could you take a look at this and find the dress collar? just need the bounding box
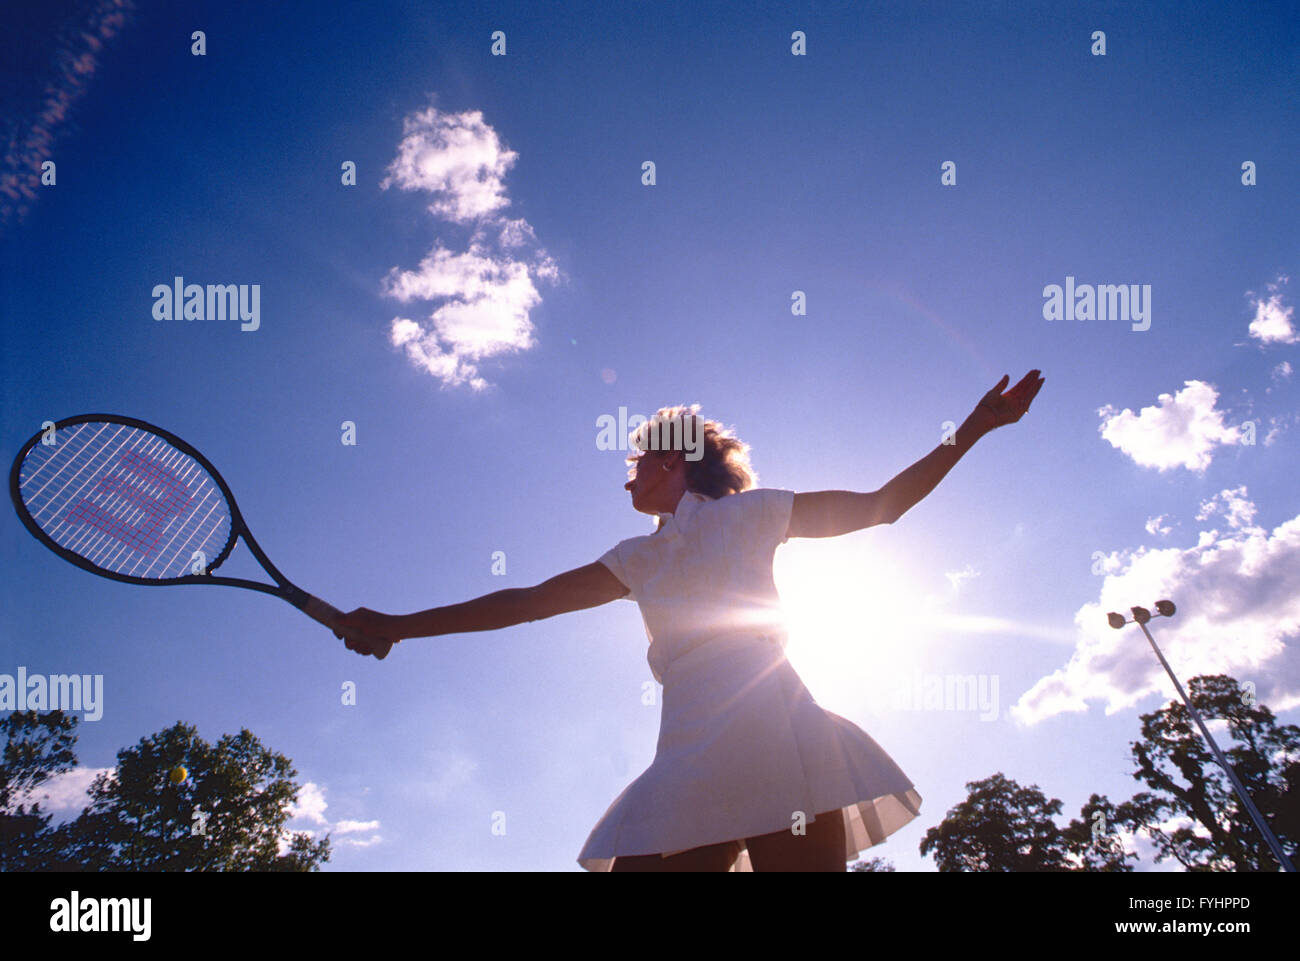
[656,489,713,527]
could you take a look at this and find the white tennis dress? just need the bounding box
[578,487,923,871]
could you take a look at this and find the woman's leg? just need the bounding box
[611,839,744,872]
[744,809,847,872]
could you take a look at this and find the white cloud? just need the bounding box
[1012,490,1300,725]
[281,782,384,854]
[8,766,112,820]
[381,107,517,222]
[1195,485,1257,530]
[1097,380,1243,473]
[337,834,383,848]
[379,102,563,390]
[1125,814,1210,872]
[1145,514,1172,537]
[288,781,329,825]
[1246,275,1296,346]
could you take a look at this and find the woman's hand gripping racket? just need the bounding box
[9,414,396,659]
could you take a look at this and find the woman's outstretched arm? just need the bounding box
[333,561,629,657]
[400,562,629,637]
[788,370,1043,538]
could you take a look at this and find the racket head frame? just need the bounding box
[12,413,309,607]
[11,413,393,656]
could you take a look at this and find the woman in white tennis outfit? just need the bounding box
[335,371,1044,871]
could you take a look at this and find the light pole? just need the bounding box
[1107,599,1295,872]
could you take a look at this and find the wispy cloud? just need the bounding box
[943,565,980,593]
[423,751,478,802]
[0,0,134,225]
[380,102,563,390]
[331,818,382,848]
[1261,412,1297,447]
[1012,489,1300,724]
[336,833,383,849]
[1097,380,1244,473]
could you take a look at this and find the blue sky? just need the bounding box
[2,0,1297,871]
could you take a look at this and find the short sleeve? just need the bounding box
[597,541,636,600]
[748,488,795,547]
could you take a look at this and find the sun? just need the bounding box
[773,537,930,713]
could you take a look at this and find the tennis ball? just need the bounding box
[169,765,188,784]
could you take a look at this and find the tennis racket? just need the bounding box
[9,413,392,658]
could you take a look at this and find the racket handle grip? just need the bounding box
[301,595,395,660]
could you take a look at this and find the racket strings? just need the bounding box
[17,421,234,580]
[42,428,225,577]
[67,430,227,577]
[56,428,186,565]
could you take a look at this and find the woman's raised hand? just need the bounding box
[971,370,1044,433]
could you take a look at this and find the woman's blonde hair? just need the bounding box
[626,404,757,501]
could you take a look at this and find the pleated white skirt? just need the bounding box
[578,632,923,871]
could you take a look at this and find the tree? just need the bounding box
[0,710,79,871]
[1058,794,1138,871]
[67,721,330,871]
[849,856,896,872]
[919,773,1077,871]
[1113,674,1299,871]
[917,674,1297,872]
[919,776,1137,872]
[1,717,330,871]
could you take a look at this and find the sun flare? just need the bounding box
[774,538,931,713]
